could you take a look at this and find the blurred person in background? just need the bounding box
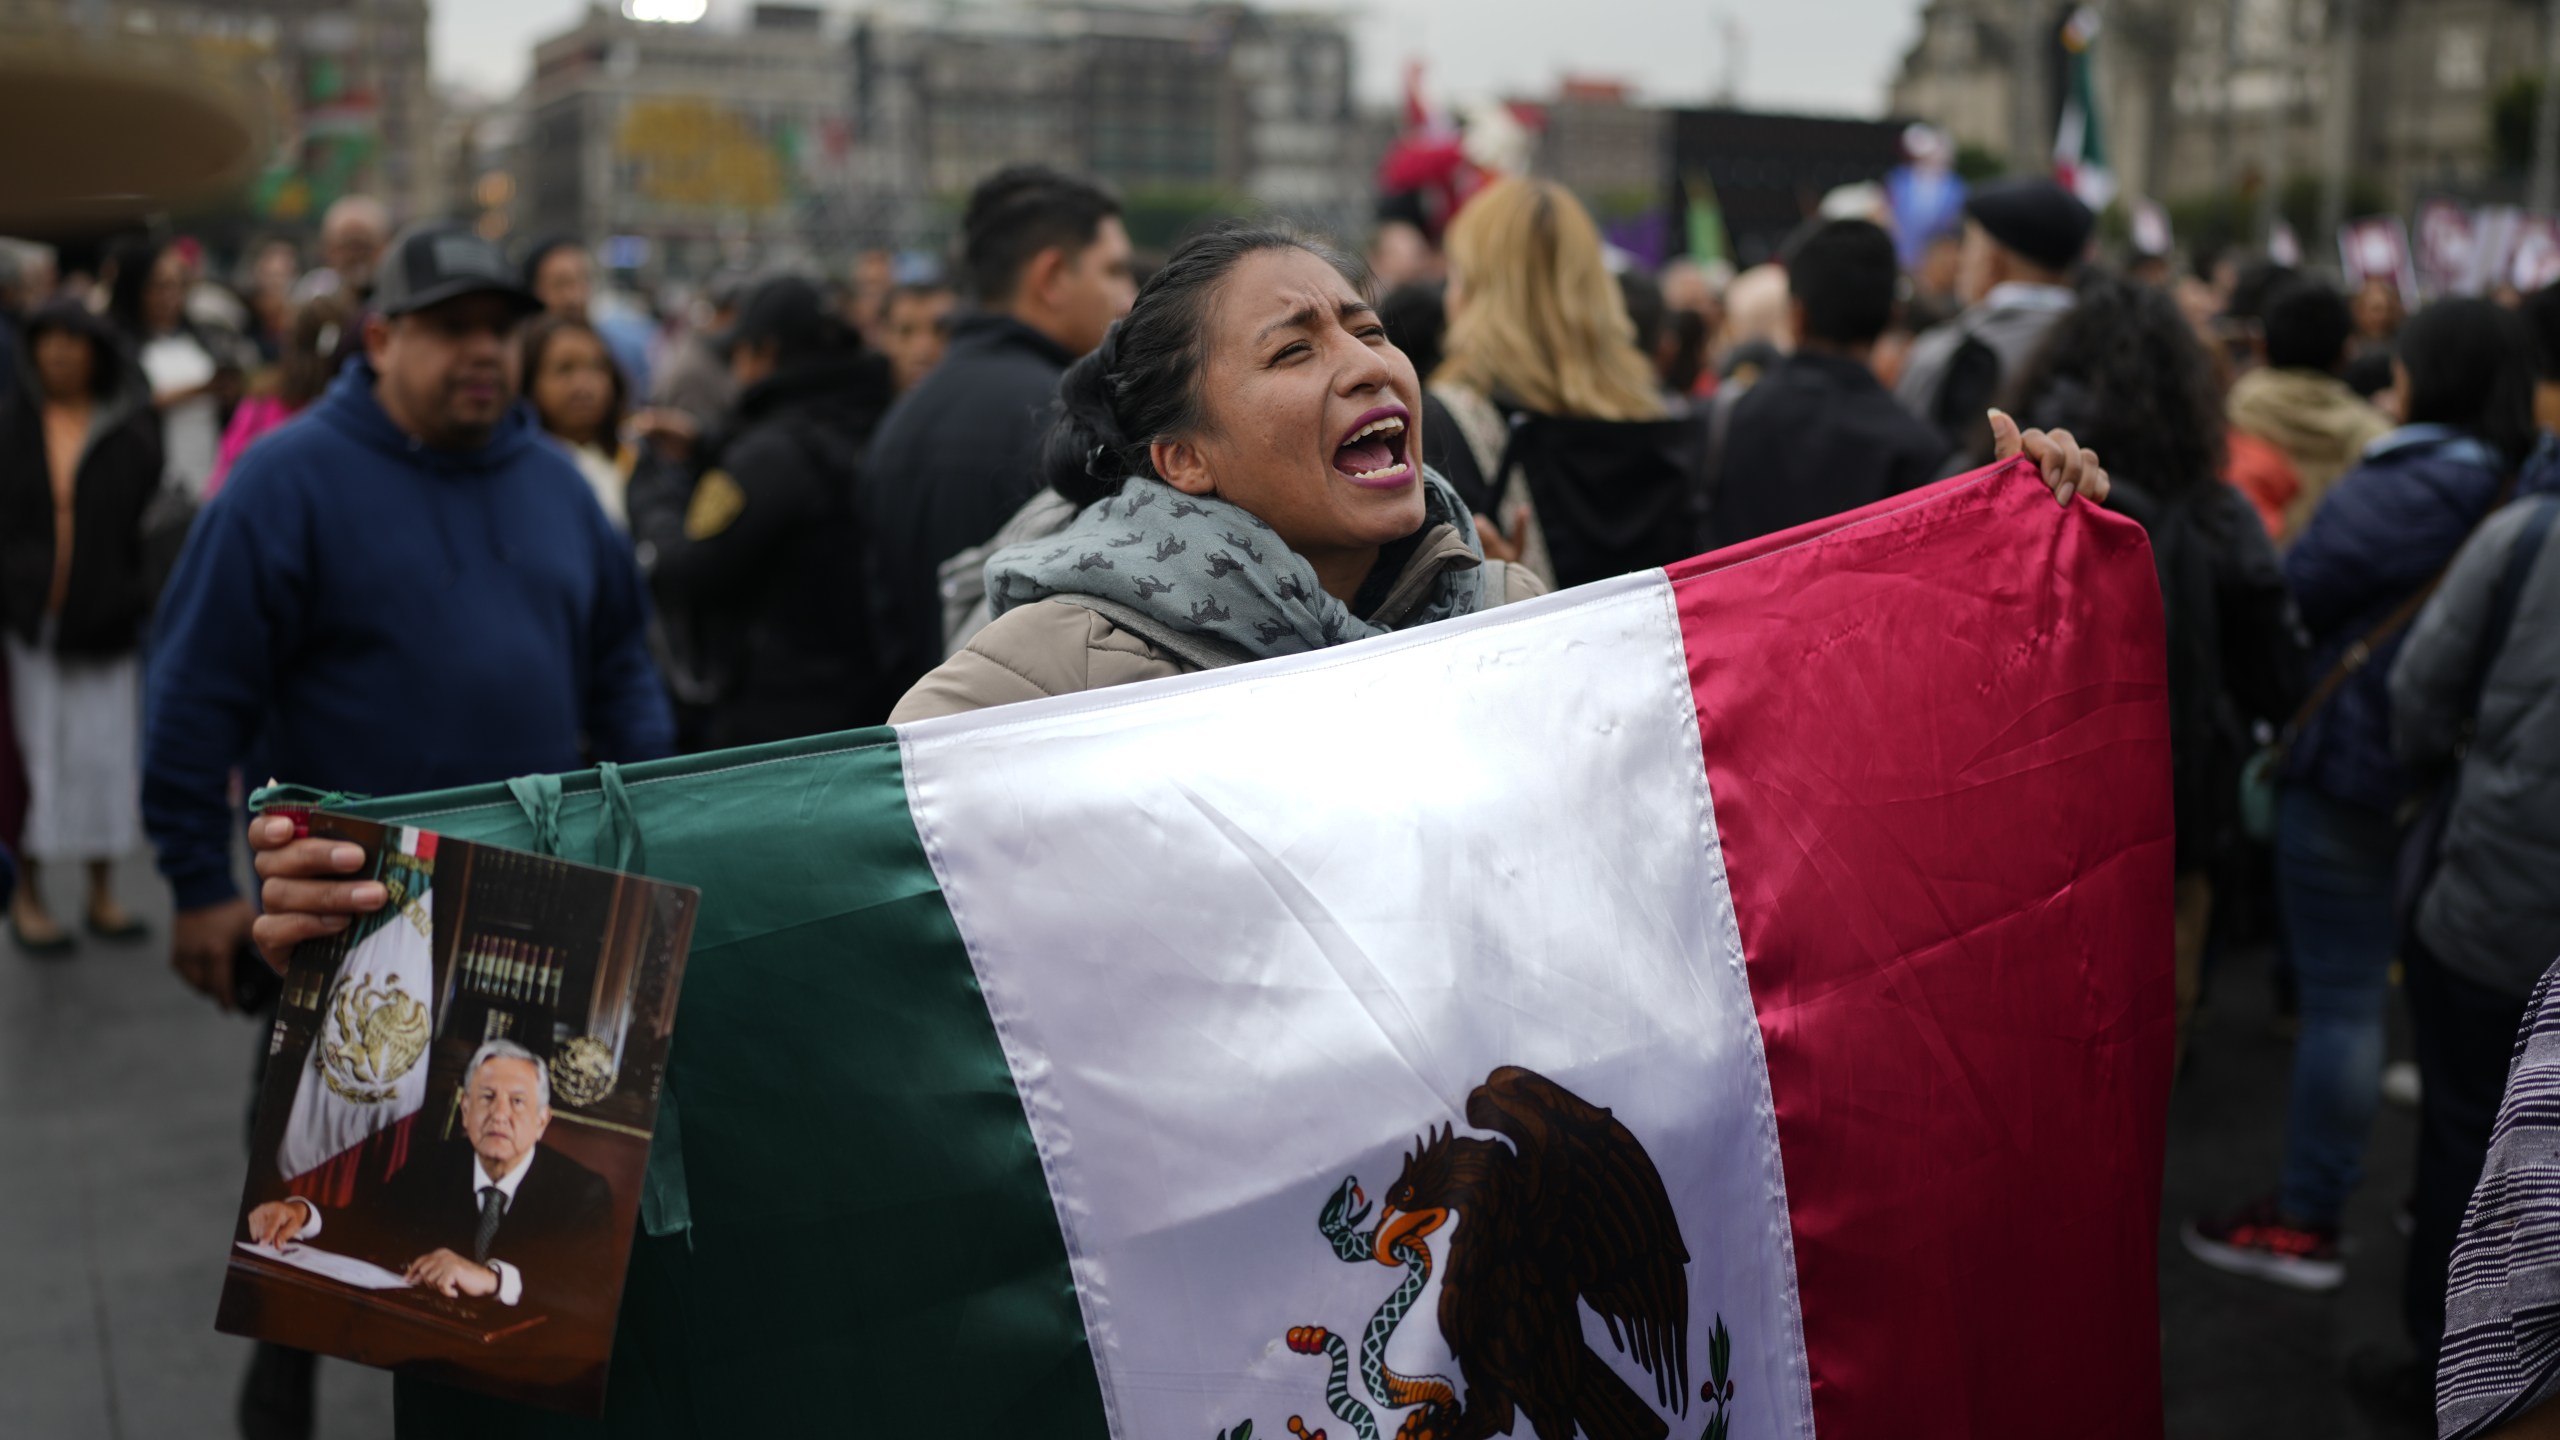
[2227,278,2391,546]
[0,301,161,953]
[880,279,955,393]
[2007,274,2304,1066]
[240,238,302,364]
[527,237,656,395]
[1706,220,1947,548]
[647,268,748,433]
[206,291,354,498]
[1365,215,1442,291]
[1896,178,2090,467]
[2521,282,2560,436]
[846,247,896,345]
[523,236,594,321]
[2351,275,2407,358]
[1613,266,1684,409]
[858,164,1134,702]
[106,237,228,502]
[2387,461,2560,1412]
[1903,231,1966,333]
[519,312,631,530]
[292,195,388,305]
[1711,262,1790,388]
[1421,176,1701,590]
[2186,297,2544,1295]
[629,275,895,746]
[1375,279,1447,391]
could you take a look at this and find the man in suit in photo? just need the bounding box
[246,1039,614,1310]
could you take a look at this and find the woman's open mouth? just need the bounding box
[1332,405,1413,488]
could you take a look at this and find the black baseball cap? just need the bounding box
[373,222,543,319]
[713,274,833,358]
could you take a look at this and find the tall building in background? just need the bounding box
[520,3,859,276]
[514,0,1364,274]
[1892,0,2556,219]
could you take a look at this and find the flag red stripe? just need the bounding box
[1672,460,2173,1437]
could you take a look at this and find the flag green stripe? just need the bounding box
[336,728,1105,1438]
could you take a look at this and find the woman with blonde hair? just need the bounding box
[1422,177,1708,588]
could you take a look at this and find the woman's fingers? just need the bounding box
[252,834,370,881]
[1984,412,2110,507]
[252,911,354,964]
[1988,407,2025,461]
[1474,512,1525,564]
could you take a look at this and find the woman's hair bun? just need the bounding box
[1043,343,1133,507]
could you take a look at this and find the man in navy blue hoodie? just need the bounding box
[140,224,674,1437]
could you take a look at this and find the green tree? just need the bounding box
[2493,73,2539,177]
[1955,144,2009,182]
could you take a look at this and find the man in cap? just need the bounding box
[1895,177,2093,465]
[626,273,899,748]
[142,222,675,1436]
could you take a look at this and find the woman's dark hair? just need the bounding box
[1044,223,1368,507]
[517,311,628,444]
[2397,297,2540,468]
[2004,271,2224,498]
[2260,278,2354,373]
[103,235,169,342]
[21,299,128,402]
[1375,280,1445,385]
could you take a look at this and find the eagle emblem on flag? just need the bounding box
[317,971,429,1104]
[1238,1067,1734,1440]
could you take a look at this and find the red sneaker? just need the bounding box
[2181,1197,2344,1291]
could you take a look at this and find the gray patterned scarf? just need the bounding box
[984,470,1490,660]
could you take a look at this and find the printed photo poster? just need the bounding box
[217,813,700,1415]
[2340,215,2419,305]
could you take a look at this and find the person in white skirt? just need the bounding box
[0,301,161,953]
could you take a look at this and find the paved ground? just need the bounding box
[0,852,391,1440]
[0,857,2428,1439]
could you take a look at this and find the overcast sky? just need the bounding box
[433,0,1921,117]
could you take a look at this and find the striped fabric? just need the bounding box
[2441,959,2560,1439]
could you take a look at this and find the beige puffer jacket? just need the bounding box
[890,521,1546,722]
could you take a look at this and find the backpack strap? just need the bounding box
[2276,474,2525,750]
[1045,592,1253,671]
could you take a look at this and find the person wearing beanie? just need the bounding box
[1895,177,2093,466]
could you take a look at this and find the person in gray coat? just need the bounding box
[2388,485,2560,1394]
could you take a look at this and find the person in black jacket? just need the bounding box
[2007,275,2305,1069]
[627,275,898,748]
[1708,220,1950,547]
[857,165,1135,699]
[0,300,161,954]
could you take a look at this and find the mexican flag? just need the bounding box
[341,459,2171,1438]
[277,828,437,1179]
[2054,7,2116,211]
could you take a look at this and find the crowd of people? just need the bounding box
[0,153,2554,1438]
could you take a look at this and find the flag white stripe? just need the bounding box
[901,571,1814,1440]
